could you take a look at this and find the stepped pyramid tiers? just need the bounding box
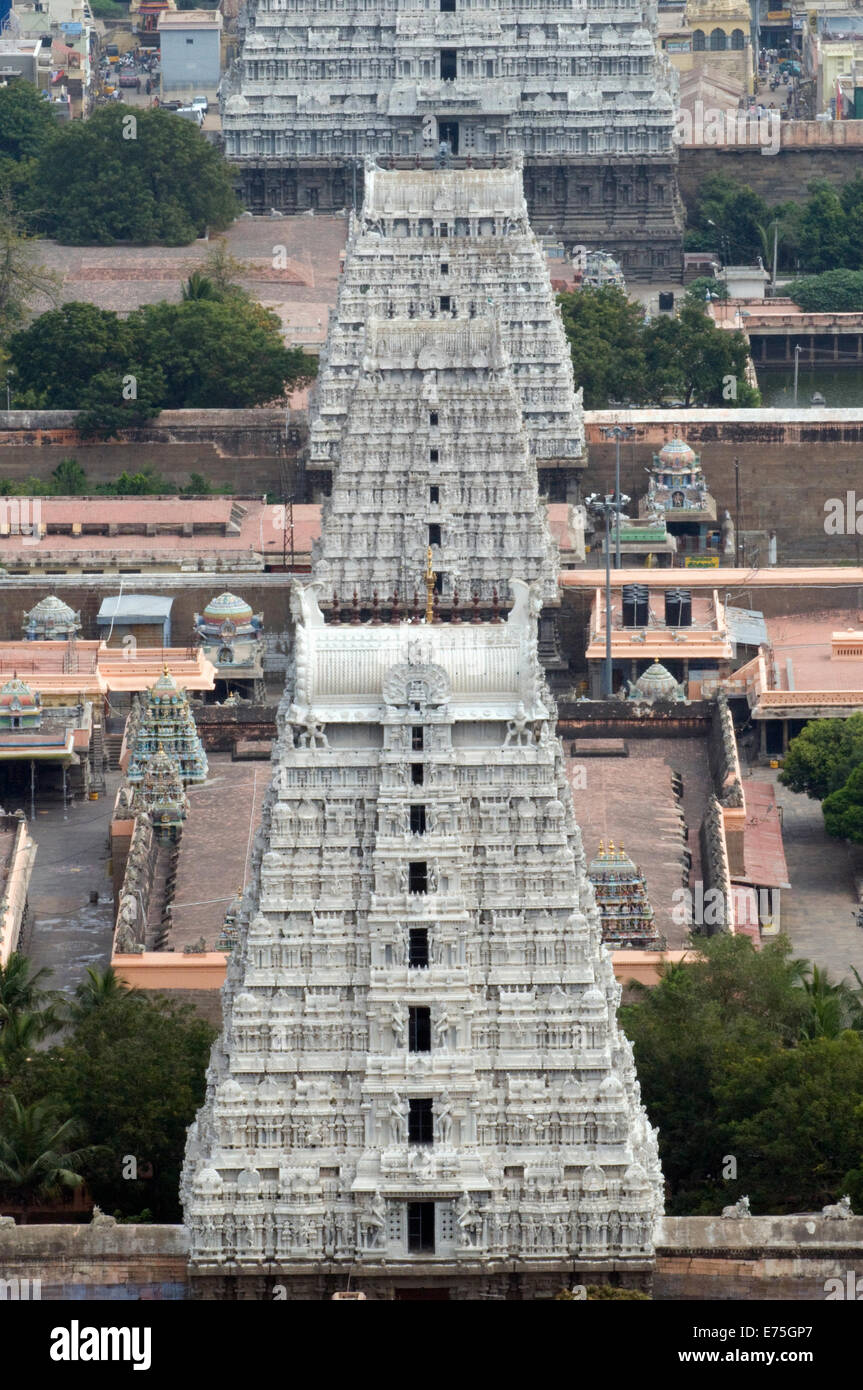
[638,438,718,554]
[312,317,560,612]
[220,0,683,277]
[587,842,659,949]
[126,668,209,788]
[138,744,189,837]
[183,163,662,1298]
[307,162,585,497]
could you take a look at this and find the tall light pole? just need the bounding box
[587,492,630,697]
[793,343,802,405]
[600,424,636,569]
[734,456,741,567]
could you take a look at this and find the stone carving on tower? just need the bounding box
[221,0,684,276]
[182,167,663,1300]
[307,162,585,499]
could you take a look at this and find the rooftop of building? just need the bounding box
[157,8,221,26]
[363,161,528,221]
[0,641,215,695]
[586,586,733,663]
[766,609,863,693]
[166,753,267,951]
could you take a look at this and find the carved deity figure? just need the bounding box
[456,1192,483,1248]
[435,1090,454,1145]
[388,1091,408,1144]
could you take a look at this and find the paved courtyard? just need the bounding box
[22,774,121,998]
[761,767,863,984]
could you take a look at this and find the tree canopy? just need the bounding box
[7,287,316,431]
[7,104,238,247]
[684,173,863,275]
[780,714,863,801]
[621,934,863,1214]
[1,961,216,1222]
[789,269,863,314]
[558,287,757,409]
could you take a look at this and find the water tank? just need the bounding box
[622,583,649,628]
[665,587,692,627]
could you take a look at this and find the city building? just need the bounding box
[10,0,95,117]
[97,595,174,650]
[659,0,753,98]
[158,8,222,100]
[219,0,684,277]
[0,674,93,804]
[182,165,663,1300]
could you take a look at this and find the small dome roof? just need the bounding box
[151,666,179,697]
[203,592,254,626]
[658,438,696,466]
[0,676,39,709]
[632,661,680,702]
[26,595,77,624]
[194,1167,223,1195]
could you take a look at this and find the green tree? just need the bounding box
[16,992,215,1220]
[715,1033,863,1213]
[620,935,810,1212]
[557,286,649,408]
[0,79,58,166]
[76,366,166,439]
[780,714,863,799]
[67,966,131,1025]
[181,271,220,302]
[0,199,61,354]
[796,183,851,274]
[644,301,758,407]
[789,269,863,313]
[24,107,238,246]
[7,301,128,408]
[50,458,88,495]
[687,174,772,263]
[823,764,863,843]
[0,1096,100,1219]
[126,298,315,408]
[684,276,728,304]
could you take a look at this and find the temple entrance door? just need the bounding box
[439,121,459,154]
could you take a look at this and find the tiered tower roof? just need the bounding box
[308,161,585,479]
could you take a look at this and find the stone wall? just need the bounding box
[1,1215,859,1300]
[191,703,277,752]
[678,141,863,210]
[0,409,305,497]
[584,419,863,566]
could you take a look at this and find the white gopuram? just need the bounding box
[182,179,663,1302]
[307,159,585,501]
[220,0,683,275]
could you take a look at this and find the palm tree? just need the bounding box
[181,271,219,302]
[0,1097,99,1221]
[795,963,858,1039]
[67,966,131,1023]
[0,954,54,1024]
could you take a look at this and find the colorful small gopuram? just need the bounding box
[587,842,660,950]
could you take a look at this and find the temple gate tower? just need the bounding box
[220,0,683,278]
[182,168,663,1300]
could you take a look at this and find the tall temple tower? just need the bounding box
[182,166,663,1300]
[221,0,683,278]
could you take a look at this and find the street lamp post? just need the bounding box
[587,491,631,697]
[600,425,636,570]
[793,343,802,405]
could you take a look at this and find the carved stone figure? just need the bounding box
[721,1196,751,1219]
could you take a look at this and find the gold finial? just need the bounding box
[609,841,615,853]
[425,545,436,625]
[163,664,170,676]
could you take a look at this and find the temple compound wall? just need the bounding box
[1,1217,860,1300]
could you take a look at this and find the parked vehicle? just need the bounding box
[191,94,208,113]
[119,73,140,89]
[175,106,204,127]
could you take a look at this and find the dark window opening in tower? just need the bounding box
[409,1006,431,1051]
[411,763,424,785]
[429,523,441,546]
[409,927,429,967]
[407,1201,435,1250]
[410,804,427,834]
[409,1098,434,1143]
[408,861,428,894]
[440,49,457,81]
